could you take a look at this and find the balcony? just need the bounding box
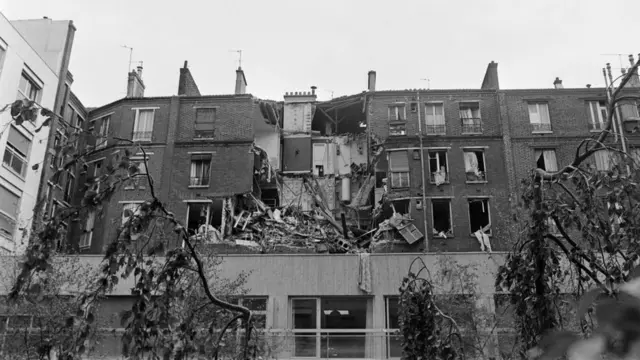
[531,123,552,132]
[195,130,215,139]
[132,131,152,142]
[190,177,210,187]
[461,118,483,134]
[424,124,446,135]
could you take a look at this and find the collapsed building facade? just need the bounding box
[9,57,640,359]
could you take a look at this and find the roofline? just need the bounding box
[2,13,59,77]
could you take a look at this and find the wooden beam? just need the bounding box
[317,107,337,124]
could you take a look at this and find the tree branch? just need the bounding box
[213,313,243,360]
[544,234,607,292]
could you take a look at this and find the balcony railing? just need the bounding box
[132,131,152,142]
[532,123,552,132]
[425,124,446,134]
[461,118,483,133]
[195,130,215,139]
[190,177,210,187]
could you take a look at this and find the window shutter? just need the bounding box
[389,151,409,172]
[8,127,30,156]
[196,108,216,131]
[0,186,19,217]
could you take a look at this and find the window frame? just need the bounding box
[388,103,406,122]
[424,102,446,135]
[388,150,410,189]
[0,185,20,240]
[594,149,618,172]
[527,101,552,133]
[189,153,213,188]
[132,107,158,142]
[462,148,487,183]
[120,201,144,240]
[388,123,406,136]
[17,71,42,102]
[467,197,492,236]
[459,101,483,134]
[385,296,402,359]
[534,148,558,172]
[194,107,217,139]
[62,170,75,204]
[79,210,96,249]
[431,199,453,238]
[124,155,148,190]
[587,100,607,131]
[2,125,31,179]
[427,150,449,184]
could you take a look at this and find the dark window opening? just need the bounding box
[261,189,279,208]
[464,150,486,181]
[469,199,490,234]
[389,123,406,136]
[392,199,410,215]
[186,200,223,235]
[432,200,452,236]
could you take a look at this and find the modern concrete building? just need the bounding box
[0,13,75,254]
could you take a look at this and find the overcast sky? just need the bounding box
[3,0,639,107]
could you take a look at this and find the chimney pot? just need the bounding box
[630,54,636,65]
[311,86,317,95]
[136,65,143,77]
[586,84,591,88]
[183,60,188,68]
[553,77,563,89]
[368,70,377,92]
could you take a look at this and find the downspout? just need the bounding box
[416,91,429,251]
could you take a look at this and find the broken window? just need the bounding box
[388,151,409,188]
[389,123,406,136]
[428,150,448,184]
[195,108,216,139]
[410,102,418,113]
[463,149,486,181]
[432,199,452,237]
[186,200,223,236]
[587,100,607,131]
[424,103,445,134]
[468,198,491,234]
[594,149,618,171]
[459,102,482,133]
[534,149,558,172]
[392,199,410,215]
[190,154,212,187]
[528,102,551,132]
[388,104,406,121]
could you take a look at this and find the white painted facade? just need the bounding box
[0,13,59,254]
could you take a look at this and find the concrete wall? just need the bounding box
[0,15,60,254]
[9,18,72,74]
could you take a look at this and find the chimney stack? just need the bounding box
[626,54,640,88]
[480,61,499,90]
[368,71,376,92]
[235,67,247,95]
[586,84,591,88]
[311,86,317,95]
[178,61,201,96]
[126,64,145,98]
[553,77,563,89]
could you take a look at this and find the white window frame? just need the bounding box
[385,296,401,360]
[3,125,31,179]
[534,149,558,172]
[184,200,216,237]
[124,156,148,190]
[96,115,110,149]
[388,123,406,136]
[424,102,446,134]
[0,185,20,240]
[88,158,105,193]
[587,100,607,131]
[17,70,43,102]
[462,148,487,182]
[428,150,449,184]
[528,102,552,132]
[594,149,617,171]
[79,210,96,249]
[388,104,406,121]
[189,153,212,188]
[459,101,482,134]
[132,107,158,142]
[0,38,7,76]
[388,150,410,189]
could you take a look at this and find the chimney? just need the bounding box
[553,77,563,89]
[586,84,592,88]
[626,54,640,88]
[178,61,201,96]
[480,61,499,90]
[368,71,376,92]
[235,67,247,95]
[126,65,145,98]
[311,86,317,95]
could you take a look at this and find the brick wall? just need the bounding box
[174,96,255,142]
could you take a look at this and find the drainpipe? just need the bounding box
[416,90,429,251]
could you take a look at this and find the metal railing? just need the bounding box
[532,123,552,132]
[425,124,446,134]
[461,118,483,133]
[190,177,210,186]
[132,131,152,142]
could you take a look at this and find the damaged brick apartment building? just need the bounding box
[38,58,640,359]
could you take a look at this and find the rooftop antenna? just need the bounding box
[230,49,243,68]
[420,78,430,90]
[122,45,134,72]
[601,54,626,70]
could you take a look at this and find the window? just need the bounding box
[132,109,154,141]
[195,108,216,139]
[50,201,58,220]
[534,149,558,172]
[3,126,31,177]
[186,201,223,237]
[97,116,110,149]
[388,104,406,121]
[190,154,212,187]
[432,199,453,237]
[79,210,95,249]
[385,297,401,358]
[528,102,551,132]
[468,198,491,234]
[63,171,75,203]
[410,102,418,113]
[428,150,448,184]
[463,149,486,182]
[44,182,53,215]
[232,297,267,329]
[424,102,445,134]
[64,105,76,126]
[388,123,406,136]
[125,156,148,190]
[122,203,142,240]
[91,160,103,192]
[388,151,409,188]
[587,100,607,131]
[291,297,370,358]
[594,149,618,171]
[0,186,20,239]
[17,72,41,102]
[0,45,5,74]
[459,102,482,133]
